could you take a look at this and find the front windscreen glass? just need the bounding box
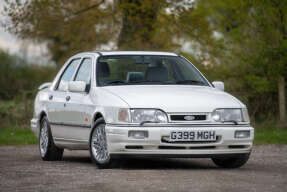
[96,55,210,86]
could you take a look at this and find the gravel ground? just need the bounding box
[0,145,287,192]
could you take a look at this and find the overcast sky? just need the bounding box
[0,1,51,65]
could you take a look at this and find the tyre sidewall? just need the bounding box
[89,118,111,168]
[39,116,52,160]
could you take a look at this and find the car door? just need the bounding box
[48,58,81,138]
[63,57,95,141]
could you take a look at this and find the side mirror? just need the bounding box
[212,81,224,91]
[38,82,52,90]
[68,81,86,93]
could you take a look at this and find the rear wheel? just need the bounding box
[39,116,63,161]
[89,118,111,168]
[212,153,250,168]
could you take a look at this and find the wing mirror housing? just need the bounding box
[212,81,224,91]
[38,82,52,90]
[68,81,86,92]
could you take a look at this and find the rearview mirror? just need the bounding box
[212,81,224,91]
[68,81,86,93]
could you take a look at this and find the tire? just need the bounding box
[39,116,64,161]
[212,153,250,169]
[89,117,112,169]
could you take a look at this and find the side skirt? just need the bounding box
[54,137,89,150]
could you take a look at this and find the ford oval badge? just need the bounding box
[184,115,195,121]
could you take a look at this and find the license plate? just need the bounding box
[169,130,216,141]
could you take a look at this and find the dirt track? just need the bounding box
[0,145,286,192]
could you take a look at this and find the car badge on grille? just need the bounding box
[184,115,195,121]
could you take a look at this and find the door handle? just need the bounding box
[66,95,71,101]
[49,95,53,100]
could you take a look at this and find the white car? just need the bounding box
[31,51,254,168]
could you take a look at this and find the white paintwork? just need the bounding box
[101,85,242,113]
[212,81,225,91]
[68,81,86,92]
[31,51,253,157]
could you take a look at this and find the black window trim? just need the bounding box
[72,57,93,94]
[73,57,93,81]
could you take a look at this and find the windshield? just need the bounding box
[96,55,210,86]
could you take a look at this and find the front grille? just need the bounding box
[158,146,186,150]
[170,115,206,121]
[158,146,216,150]
[228,145,248,149]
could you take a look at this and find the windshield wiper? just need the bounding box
[129,80,172,85]
[222,120,238,125]
[105,80,127,85]
[176,80,205,85]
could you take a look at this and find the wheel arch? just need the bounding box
[39,111,47,122]
[93,112,104,123]
[89,112,106,144]
[38,110,50,133]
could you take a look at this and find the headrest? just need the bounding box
[97,62,110,77]
[146,66,168,82]
[126,72,145,82]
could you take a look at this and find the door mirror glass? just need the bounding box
[212,81,224,91]
[68,81,86,93]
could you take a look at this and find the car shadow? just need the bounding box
[62,154,217,170]
[112,158,217,170]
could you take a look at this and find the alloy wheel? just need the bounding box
[91,124,110,164]
[40,120,49,157]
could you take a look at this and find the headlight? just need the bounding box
[211,108,249,123]
[130,109,168,123]
[242,108,250,122]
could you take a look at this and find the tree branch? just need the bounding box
[72,0,105,16]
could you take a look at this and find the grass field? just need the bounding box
[0,127,286,146]
[254,128,287,145]
[0,128,37,146]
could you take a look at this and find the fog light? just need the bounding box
[128,131,148,139]
[235,130,250,138]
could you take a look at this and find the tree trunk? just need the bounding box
[117,0,161,50]
[278,76,286,127]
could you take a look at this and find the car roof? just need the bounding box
[96,51,178,56]
[82,51,178,56]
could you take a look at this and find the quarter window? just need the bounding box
[75,58,92,83]
[74,58,92,92]
[57,59,81,91]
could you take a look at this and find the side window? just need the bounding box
[74,58,92,92]
[57,59,81,91]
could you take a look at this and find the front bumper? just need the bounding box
[30,118,40,138]
[106,124,254,157]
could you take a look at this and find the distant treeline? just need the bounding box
[0,50,57,100]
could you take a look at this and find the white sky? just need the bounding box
[0,1,51,65]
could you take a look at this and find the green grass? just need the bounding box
[0,128,37,146]
[0,127,286,146]
[254,127,287,145]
